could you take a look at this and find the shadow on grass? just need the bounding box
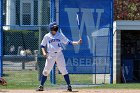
[3,74,9,77]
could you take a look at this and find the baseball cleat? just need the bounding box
[36,85,44,91]
[67,85,72,92]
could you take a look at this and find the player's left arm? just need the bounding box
[61,33,82,45]
[70,38,82,45]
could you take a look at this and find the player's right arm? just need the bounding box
[41,47,48,58]
[40,35,48,58]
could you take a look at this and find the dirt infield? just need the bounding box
[0,89,140,93]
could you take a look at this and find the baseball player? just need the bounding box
[37,22,82,91]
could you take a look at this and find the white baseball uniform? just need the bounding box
[41,31,70,76]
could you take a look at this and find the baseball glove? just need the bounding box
[0,77,7,86]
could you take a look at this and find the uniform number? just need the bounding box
[58,43,62,47]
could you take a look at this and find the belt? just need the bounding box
[48,51,61,53]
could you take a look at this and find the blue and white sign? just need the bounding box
[59,0,113,74]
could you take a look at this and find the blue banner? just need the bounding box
[59,0,113,74]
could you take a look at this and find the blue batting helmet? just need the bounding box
[49,22,58,31]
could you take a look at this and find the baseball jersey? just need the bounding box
[41,32,70,53]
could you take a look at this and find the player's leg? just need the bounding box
[37,56,55,91]
[56,52,72,91]
[63,74,72,91]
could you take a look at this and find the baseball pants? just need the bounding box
[42,51,68,76]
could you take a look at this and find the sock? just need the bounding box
[40,75,47,86]
[64,74,71,86]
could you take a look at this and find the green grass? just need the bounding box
[0,70,140,89]
[56,74,93,85]
[0,70,93,89]
[0,70,39,89]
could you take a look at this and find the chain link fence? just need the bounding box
[2,0,50,87]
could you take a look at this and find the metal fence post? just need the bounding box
[50,0,56,84]
[0,0,3,77]
[38,0,43,55]
[22,61,25,70]
[110,0,114,84]
[50,64,56,84]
